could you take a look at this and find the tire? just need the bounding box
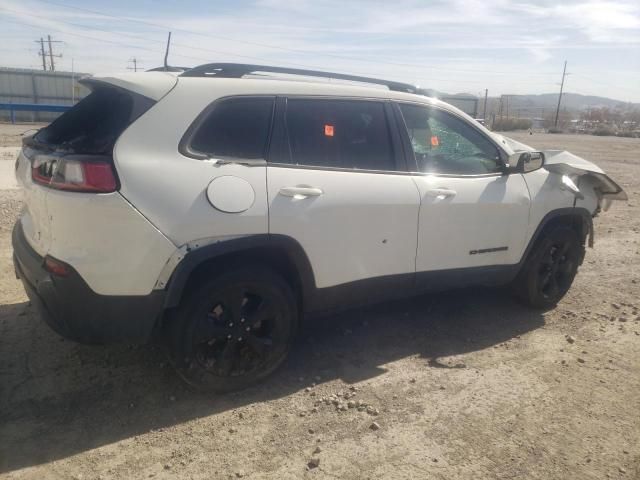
[168,266,298,392]
[513,225,583,309]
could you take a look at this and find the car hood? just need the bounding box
[496,134,627,202]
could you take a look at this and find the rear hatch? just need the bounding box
[15,73,176,255]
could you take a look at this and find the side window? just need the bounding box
[284,99,396,171]
[399,104,502,175]
[188,97,274,159]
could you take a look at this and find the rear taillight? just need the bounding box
[31,155,118,193]
[44,255,71,277]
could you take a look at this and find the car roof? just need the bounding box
[179,75,438,102]
[88,69,444,104]
[87,70,477,125]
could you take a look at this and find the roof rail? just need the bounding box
[146,66,190,72]
[180,63,421,94]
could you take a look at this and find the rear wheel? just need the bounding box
[168,266,297,392]
[513,226,583,309]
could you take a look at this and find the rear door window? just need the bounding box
[283,99,396,171]
[186,97,275,159]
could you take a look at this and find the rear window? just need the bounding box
[33,85,154,154]
[186,97,275,159]
[284,99,395,171]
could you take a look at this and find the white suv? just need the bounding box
[12,63,626,391]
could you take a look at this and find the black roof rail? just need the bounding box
[180,63,421,94]
[146,66,190,72]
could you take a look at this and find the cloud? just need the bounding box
[0,0,638,101]
[513,1,640,42]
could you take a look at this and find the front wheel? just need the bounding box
[168,266,298,392]
[513,226,583,309]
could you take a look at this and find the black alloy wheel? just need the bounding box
[536,241,576,301]
[192,285,283,377]
[170,266,297,392]
[513,226,583,309]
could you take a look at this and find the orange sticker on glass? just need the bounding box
[431,135,439,146]
[324,124,334,137]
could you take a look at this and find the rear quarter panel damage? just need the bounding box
[44,190,176,296]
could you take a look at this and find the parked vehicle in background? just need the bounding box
[12,64,626,391]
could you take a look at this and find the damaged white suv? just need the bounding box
[12,63,626,391]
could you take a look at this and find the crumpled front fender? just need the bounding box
[542,150,627,209]
[500,134,627,212]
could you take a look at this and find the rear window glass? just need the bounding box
[34,86,152,154]
[188,97,275,159]
[284,99,395,171]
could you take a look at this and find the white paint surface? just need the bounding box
[14,148,176,295]
[413,173,531,270]
[268,166,421,288]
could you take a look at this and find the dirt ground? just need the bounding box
[0,125,638,480]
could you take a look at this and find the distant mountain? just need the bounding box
[439,91,640,118]
[500,93,638,111]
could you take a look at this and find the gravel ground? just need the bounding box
[0,125,638,479]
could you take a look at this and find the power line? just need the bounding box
[31,0,562,77]
[18,9,621,100]
[4,13,558,88]
[3,5,573,89]
[3,15,319,68]
[8,0,638,100]
[6,15,342,71]
[1,10,334,68]
[2,4,550,78]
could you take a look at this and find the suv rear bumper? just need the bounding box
[12,221,165,344]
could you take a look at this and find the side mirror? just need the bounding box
[507,151,545,174]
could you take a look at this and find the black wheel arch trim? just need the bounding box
[519,207,593,265]
[163,234,316,310]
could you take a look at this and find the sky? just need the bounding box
[0,0,639,102]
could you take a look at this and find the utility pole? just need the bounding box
[128,57,140,72]
[71,58,75,104]
[44,35,63,71]
[554,60,569,127]
[483,88,488,119]
[163,32,172,70]
[36,37,47,71]
[48,35,54,71]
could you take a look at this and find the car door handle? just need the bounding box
[425,188,457,198]
[278,186,324,198]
